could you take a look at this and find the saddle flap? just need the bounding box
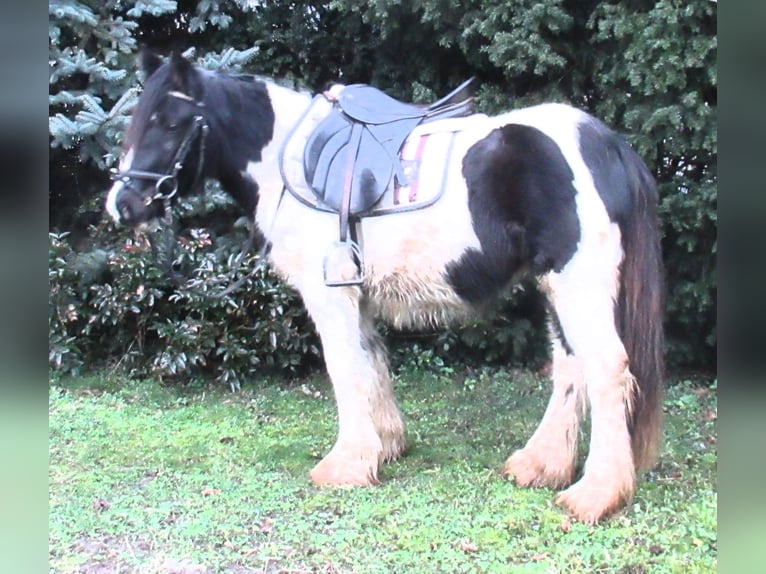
[305,122,396,213]
[304,113,352,192]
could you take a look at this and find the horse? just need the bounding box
[105,50,665,524]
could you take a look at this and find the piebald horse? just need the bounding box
[106,51,664,524]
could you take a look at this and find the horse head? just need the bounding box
[106,51,212,226]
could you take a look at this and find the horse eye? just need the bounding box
[167,123,178,131]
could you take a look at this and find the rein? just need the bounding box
[204,225,269,299]
[196,185,287,299]
[146,202,267,299]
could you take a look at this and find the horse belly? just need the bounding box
[367,276,473,330]
[360,121,507,329]
[362,182,479,330]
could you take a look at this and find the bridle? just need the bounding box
[110,95,210,221]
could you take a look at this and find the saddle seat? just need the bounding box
[336,78,475,124]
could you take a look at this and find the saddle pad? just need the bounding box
[280,95,481,217]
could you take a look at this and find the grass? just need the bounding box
[49,367,717,573]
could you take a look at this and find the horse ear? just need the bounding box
[140,48,163,78]
[169,52,203,100]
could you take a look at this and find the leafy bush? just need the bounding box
[50,211,548,387]
[49,192,322,389]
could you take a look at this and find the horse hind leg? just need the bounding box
[503,319,585,490]
[544,255,638,524]
[554,345,637,524]
[306,290,406,486]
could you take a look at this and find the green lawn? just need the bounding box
[49,368,717,573]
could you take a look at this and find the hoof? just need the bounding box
[554,475,633,524]
[310,452,380,487]
[503,448,575,490]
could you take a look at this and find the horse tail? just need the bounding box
[618,145,665,472]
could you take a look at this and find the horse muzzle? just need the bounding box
[106,176,167,226]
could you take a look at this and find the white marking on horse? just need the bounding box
[105,147,134,223]
[248,82,313,230]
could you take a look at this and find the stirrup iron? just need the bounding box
[323,240,364,286]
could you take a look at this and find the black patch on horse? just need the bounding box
[446,123,580,305]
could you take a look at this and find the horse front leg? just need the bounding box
[306,290,406,486]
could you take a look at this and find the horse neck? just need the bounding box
[250,81,312,226]
[264,81,313,154]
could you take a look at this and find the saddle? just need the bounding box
[299,78,475,285]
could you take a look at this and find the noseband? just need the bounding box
[111,105,209,214]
